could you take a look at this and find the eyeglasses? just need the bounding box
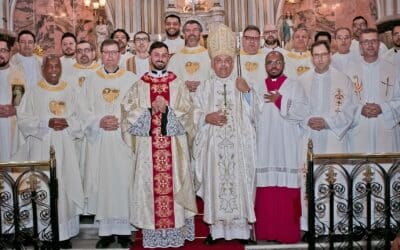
[359,39,379,45]
[102,50,119,56]
[77,48,92,54]
[243,36,260,42]
[264,30,277,35]
[134,37,149,42]
[0,48,10,53]
[265,60,283,66]
[312,52,330,59]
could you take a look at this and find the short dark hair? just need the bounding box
[243,25,261,35]
[134,31,150,41]
[265,51,285,64]
[334,27,351,37]
[360,28,379,37]
[311,40,331,55]
[42,54,61,68]
[352,16,368,26]
[0,38,11,50]
[61,32,77,43]
[100,39,119,52]
[183,20,203,32]
[165,14,181,24]
[149,41,169,54]
[314,31,332,43]
[392,24,400,34]
[111,29,130,41]
[77,40,96,51]
[18,30,35,43]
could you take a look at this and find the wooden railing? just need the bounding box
[307,140,400,250]
[0,147,59,250]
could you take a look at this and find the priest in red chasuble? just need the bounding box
[121,41,197,248]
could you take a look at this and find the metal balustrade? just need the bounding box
[306,140,400,250]
[0,147,59,250]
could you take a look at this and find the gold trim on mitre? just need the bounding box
[207,24,236,59]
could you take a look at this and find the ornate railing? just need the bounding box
[0,147,59,250]
[307,140,400,250]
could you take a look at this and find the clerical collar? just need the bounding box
[104,67,119,74]
[150,69,167,77]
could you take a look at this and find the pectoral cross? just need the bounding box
[380,77,392,96]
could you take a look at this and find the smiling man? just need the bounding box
[121,41,197,248]
[163,14,185,55]
[126,31,150,77]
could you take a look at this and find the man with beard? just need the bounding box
[121,41,197,248]
[60,32,77,71]
[262,24,285,54]
[284,26,313,79]
[254,51,307,243]
[192,24,257,242]
[350,16,387,57]
[17,55,84,248]
[126,31,150,77]
[383,25,400,66]
[163,14,184,56]
[239,25,267,91]
[64,40,99,178]
[345,29,400,154]
[82,39,138,248]
[0,38,24,162]
[168,20,211,96]
[111,29,133,69]
[331,27,359,72]
[10,30,41,90]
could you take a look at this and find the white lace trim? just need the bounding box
[129,110,151,136]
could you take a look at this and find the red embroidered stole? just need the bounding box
[265,74,287,110]
[142,72,177,229]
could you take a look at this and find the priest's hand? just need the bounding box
[361,103,381,118]
[264,91,281,103]
[99,115,119,131]
[308,117,327,131]
[205,111,227,127]
[0,104,16,118]
[236,77,251,93]
[151,96,168,114]
[369,103,382,117]
[48,118,69,131]
[185,80,200,92]
[392,235,400,250]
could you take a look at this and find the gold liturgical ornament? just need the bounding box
[49,100,66,116]
[78,77,86,87]
[102,88,120,103]
[244,61,259,72]
[185,61,200,74]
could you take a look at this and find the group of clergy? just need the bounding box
[0,12,399,249]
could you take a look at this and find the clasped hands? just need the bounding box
[308,117,327,131]
[0,104,16,118]
[361,103,382,118]
[151,96,168,114]
[100,115,119,131]
[48,118,69,131]
[185,80,200,92]
[205,111,227,127]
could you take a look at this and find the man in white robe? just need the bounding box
[254,51,307,243]
[298,41,357,232]
[17,55,84,248]
[262,24,286,55]
[285,27,313,79]
[163,14,185,56]
[10,30,41,90]
[168,20,211,94]
[126,31,150,77]
[331,27,360,72]
[111,29,133,69]
[239,25,267,91]
[345,28,400,153]
[60,32,77,73]
[121,41,197,249]
[82,39,138,248]
[382,25,400,66]
[193,24,256,242]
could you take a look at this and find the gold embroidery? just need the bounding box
[352,75,363,99]
[78,77,86,87]
[151,83,169,94]
[185,61,200,74]
[239,49,263,55]
[244,61,258,72]
[180,46,206,54]
[334,88,344,113]
[73,62,99,69]
[297,66,310,75]
[102,88,120,103]
[154,196,174,218]
[38,80,68,92]
[96,68,126,79]
[49,100,66,116]
[287,51,311,59]
[154,173,173,195]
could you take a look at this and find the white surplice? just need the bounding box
[239,49,267,91]
[284,50,313,79]
[17,79,84,240]
[10,53,42,90]
[82,68,138,236]
[121,71,197,248]
[331,52,360,73]
[125,55,150,78]
[164,37,185,55]
[193,71,257,240]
